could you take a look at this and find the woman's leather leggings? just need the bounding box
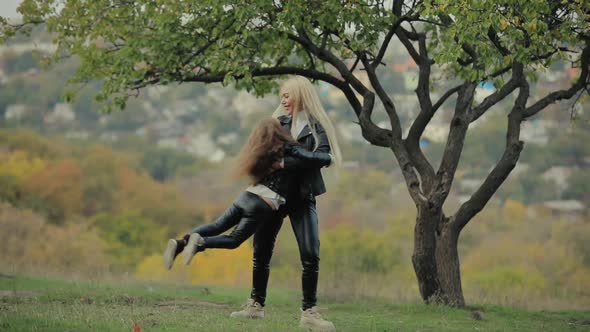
[250,197,320,310]
[190,192,275,250]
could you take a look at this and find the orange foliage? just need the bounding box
[77,145,128,216]
[23,159,84,220]
[0,202,109,275]
[114,167,192,226]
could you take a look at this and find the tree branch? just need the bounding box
[470,62,524,122]
[454,79,529,231]
[484,64,512,80]
[523,43,590,118]
[438,13,480,67]
[287,28,390,147]
[286,30,370,95]
[392,0,404,16]
[414,34,433,114]
[349,55,361,72]
[432,84,462,112]
[392,139,429,206]
[479,47,568,82]
[403,34,437,191]
[396,27,421,64]
[180,21,231,68]
[431,82,476,203]
[372,15,412,68]
[5,19,46,31]
[487,26,511,56]
[361,54,403,139]
[402,82,463,191]
[358,91,392,147]
[185,66,345,88]
[338,83,363,117]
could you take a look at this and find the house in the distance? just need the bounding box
[44,103,75,125]
[541,166,577,197]
[541,200,585,222]
[4,104,29,121]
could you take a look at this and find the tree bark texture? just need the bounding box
[414,207,466,307]
[412,206,441,302]
[435,221,465,307]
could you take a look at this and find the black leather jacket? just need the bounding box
[257,143,331,199]
[278,115,331,200]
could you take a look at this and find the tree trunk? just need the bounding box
[435,221,465,307]
[413,207,466,306]
[412,206,441,302]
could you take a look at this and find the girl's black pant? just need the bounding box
[190,191,276,250]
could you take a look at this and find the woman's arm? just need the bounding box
[284,144,332,169]
[282,124,332,170]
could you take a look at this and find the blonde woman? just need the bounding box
[232,76,340,332]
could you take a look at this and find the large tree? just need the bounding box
[2,0,588,306]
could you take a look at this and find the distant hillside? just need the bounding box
[0,27,588,209]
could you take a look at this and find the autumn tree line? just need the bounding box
[0,127,588,309]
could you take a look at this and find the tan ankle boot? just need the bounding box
[183,233,204,265]
[300,306,335,331]
[162,239,184,270]
[230,298,265,319]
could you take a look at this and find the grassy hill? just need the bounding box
[0,274,588,331]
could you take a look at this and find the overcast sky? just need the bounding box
[1,0,22,18]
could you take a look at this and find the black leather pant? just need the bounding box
[190,192,275,250]
[250,197,320,310]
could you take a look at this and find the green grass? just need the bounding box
[0,274,588,331]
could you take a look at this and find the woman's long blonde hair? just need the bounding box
[273,76,342,167]
[234,118,296,184]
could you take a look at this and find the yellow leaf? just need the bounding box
[527,21,537,33]
[500,19,508,30]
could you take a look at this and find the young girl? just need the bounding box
[162,118,332,269]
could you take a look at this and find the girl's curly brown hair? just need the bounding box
[234,118,296,184]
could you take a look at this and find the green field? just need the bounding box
[0,274,588,331]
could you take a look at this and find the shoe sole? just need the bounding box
[162,239,177,270]
[183,233,202,266]
[230,312,264,319]
[299,321,335,332]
